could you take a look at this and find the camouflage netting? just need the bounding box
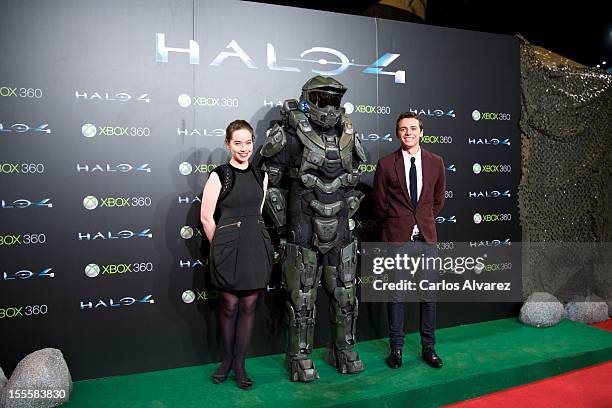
[518,36,612,302]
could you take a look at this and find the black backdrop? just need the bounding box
[0,0,520,380]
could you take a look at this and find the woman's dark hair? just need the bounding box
[225,120,254,144]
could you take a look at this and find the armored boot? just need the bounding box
[283,243,322,382]
[322,241,365,374]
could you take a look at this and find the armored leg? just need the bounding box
[282,243,322,382]
[322,240,365,374]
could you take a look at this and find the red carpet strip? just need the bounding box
[592,318,612,332]
[446,319,612,408]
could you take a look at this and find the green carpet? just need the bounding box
[65,318,612,408]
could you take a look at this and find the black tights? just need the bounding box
[216,289,259,377]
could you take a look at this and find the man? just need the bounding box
[373,112,446,369]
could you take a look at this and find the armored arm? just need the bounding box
[260,122,289,230]
[345,129,367,218]
[352,130,367,166]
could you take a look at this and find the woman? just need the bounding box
[200,119,272,390]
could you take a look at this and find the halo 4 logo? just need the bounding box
[1,199,52,209]
[265,284,281,293]
[155,33,406,84]
[0,123,51,134]
[356,132,392,142]
[76,163,151,173]
[469,239,511,247]
[75,91,150,103]
[178,196,201,205]
[436,216,457,224]
[77,229,153,241]
[468,190,511,198]
[80,294,154,310]
[177,128,224,137]
[263,99,284,108]
[409,108,455,118]
[2,267,54,280]
[179,259,205,268]
[468,138,510,146]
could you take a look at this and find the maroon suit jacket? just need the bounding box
[373,148,446,243]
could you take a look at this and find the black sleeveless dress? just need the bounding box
[209,163,273,290]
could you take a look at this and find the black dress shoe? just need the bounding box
[421,346,443,368]
[386,348,402,369]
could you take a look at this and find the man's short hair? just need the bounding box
[396,112,423,133]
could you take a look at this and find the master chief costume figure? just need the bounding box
[257,76,367,382]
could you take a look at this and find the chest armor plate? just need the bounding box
[289,110,355,177]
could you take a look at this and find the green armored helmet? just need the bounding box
[299,75,347,128]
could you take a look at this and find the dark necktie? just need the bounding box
[410,157,417,208]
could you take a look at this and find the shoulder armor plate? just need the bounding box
[261,123,287,157]
[353,131,367,163]
[289,110,325,150]
[339,114,354,150]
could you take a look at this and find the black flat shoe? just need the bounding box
[386,348,402,369]
[232,362,253,390]
[212,361,232,384]
[212,374,227,384]
[235,375,253,390]
[422,346,443,368]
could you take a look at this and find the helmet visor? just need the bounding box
[308,91,341,109]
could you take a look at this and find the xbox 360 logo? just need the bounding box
[180,226,194,239]
[473,213,482,224]
[178,162,193,175]
[471,110,481,121]
[177,94,192,108]
[82,123,97,138]
[84,263,100,278]
[182,290,195,304]
[83,195,99,210]
[472,163,482,174]
[343,102,354,115]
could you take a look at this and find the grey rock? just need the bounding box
[520,292,566,327]
[2,349,71,408]
[608,300,612,317]
[0,366,7,408]
[586,294,605,303]
[0,366,7,388]
[565,300,609,324]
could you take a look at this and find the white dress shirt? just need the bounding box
[402,148,422,239]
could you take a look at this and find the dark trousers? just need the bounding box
[387,301,436,349]
[387,236,437,349]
